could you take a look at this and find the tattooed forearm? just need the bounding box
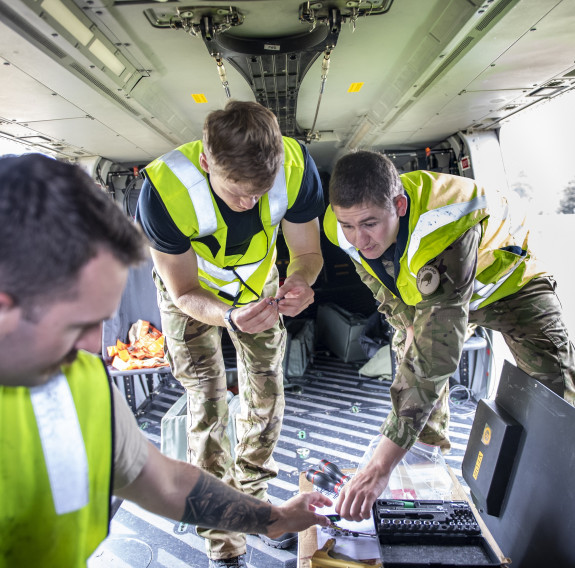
[181,470,276,534]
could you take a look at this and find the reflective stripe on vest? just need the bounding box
[470,255,526,310]
[267,167,289,226]
[29,373,89,515]
[406,195,488,276]
[198,275,241,298]
[161,149,217,237]
[468,197,529,310]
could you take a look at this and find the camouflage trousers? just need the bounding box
[154,268,286,560]
[394,276,575,450]
[470,276,575,405]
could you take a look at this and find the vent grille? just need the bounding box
[475,0,515,32]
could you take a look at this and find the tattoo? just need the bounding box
[181,471,276,534]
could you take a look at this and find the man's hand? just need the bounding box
[335,436,408,521]
[231,297,281,334]
[275,273,315,317]
[335,467,392,522]
[267,492,333,538]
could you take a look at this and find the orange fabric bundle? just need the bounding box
[107,320,166,371]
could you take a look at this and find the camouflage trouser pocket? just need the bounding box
[159,311,188,371]
[161,311,188,341]
[152,268,179,313]
[541,316,569,350]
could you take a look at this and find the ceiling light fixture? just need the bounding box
[41,0,93,46]
[88,39,126,77]
[346,117,376,149]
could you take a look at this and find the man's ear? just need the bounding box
[199,152,210,173]
[395,194,408,217]
[0,292,22,336]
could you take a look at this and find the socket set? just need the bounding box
[374,499,481,543]
[372,499,502,567]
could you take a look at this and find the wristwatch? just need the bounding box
[224,307,239,332]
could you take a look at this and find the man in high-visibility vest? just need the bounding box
[0,154,331,568]
[136,100,324,566]
[323,150,575,522]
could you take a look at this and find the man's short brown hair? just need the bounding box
[202,100,284,194]
[329,150,404,211]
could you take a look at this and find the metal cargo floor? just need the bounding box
[89,352,478,568]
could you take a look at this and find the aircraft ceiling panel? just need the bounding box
[24,115,167,164]
[365,0,575,150]
[295,20,409,136]
[0,61,86,123]
[0,3,189,161]
[374,83,526,149]
[100,0,479,146]
[464,0,575,95]
[1,0,573,167]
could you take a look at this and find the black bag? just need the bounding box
[359,311,394,359]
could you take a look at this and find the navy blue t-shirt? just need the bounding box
[136,142,324,257]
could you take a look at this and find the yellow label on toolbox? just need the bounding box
[482,424,492,445]
[473,451,484,480]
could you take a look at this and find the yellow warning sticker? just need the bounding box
[473,451,484,480]
[192,94,208,103]
[348,82,364,93]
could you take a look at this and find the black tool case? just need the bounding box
[372,499,502,567]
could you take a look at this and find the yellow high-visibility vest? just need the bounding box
[0,351,113,567]
[144,137,306,305]
[324,171,542,309]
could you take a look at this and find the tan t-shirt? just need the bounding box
[111,384,149,491]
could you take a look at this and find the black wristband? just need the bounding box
[224,307,238,332]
